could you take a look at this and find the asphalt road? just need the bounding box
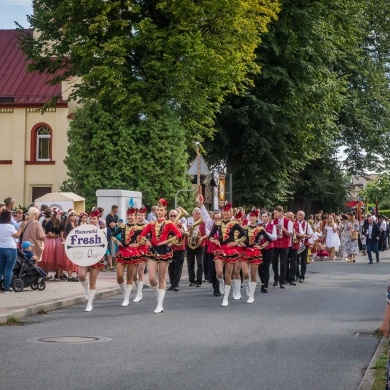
[1,258,388,390]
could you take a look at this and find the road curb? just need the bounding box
[358,336,387,390]
[0,286,122,324]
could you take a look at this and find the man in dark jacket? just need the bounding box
[362,216,381,263]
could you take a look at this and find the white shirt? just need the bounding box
[0,223,17,249]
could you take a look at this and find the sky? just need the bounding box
[0,0,32,29]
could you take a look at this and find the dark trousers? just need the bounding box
[259,248,274,288]
[203,246,210,280]
[168,250,185,287]
[272,247,289,285]
[297,246,309,280]
[287,248,298,282]
[379,232,387,251]
[207,252,220,293]
[187,246,205,284]
[366,239,379,263]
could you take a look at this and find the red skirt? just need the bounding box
[116,246,142,265]
[90,259,105,269]
[214,245,241,263]
[41,237,57,271]
[137,245,149,262]
[242,247,263,264]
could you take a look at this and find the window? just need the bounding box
[29,123,54,164]
[36,126,51,161]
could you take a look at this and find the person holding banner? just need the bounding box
[78,209,105,312]
[137,199,182,313]
[111,207,142,306]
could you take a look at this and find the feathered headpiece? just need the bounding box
[222,202,232,212]
[249,209,259,217]
[126,207,137,215]
[235,210,243,220]
[89,209,100,218]
[138,206,147,214]
[157,198,168,208]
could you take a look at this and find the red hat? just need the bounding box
[138,206,147,214]
[157,198,168,208]
[126,207,137,215]
[89,209,100,218]
[222,203,232,212]
[235,210,243,220]
[249,209,259,217]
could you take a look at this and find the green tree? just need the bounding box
[61,101,190,209]
[205,0,390,207]
[18,0,280,142]
[287,153,350,214]
[360,172,390,213]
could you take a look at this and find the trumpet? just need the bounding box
[292,228,299,243]
[188,217,203,250]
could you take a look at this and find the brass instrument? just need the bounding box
[277,223,283,239]
[165,207,189,246]
[292,228,299,243]
[187,217,203,250]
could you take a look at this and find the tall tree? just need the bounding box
[205,0,390,207]
[61,101,190,208]
[19,0,280,142]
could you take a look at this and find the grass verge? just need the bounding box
[0,315,25,326]
[371,339,387,390]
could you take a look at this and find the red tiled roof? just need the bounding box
[0,29,66,106]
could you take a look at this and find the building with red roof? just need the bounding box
[0,29,76,206]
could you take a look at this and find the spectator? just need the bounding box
[147,206,157,222]
[21,207,46,263]
[60,210,79,281]
[0,209,20,292]
[38,204,49,224]
[78,213,88,225]
[0,202,5,211]
[42,210,62,279]
[345,212,359,263]
[41,208,53,231]
[106,205,119,261]
[362,216,380,264]
[4,197,19,229]
[22,241,37,263]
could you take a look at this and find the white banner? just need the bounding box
[65,225,107,267]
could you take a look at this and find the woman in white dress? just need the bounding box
[324,216,340,261]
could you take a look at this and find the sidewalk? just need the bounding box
[0,263,189,324]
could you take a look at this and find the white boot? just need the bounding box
[85,289,96,312]
[222,285,231,307]
[80,279,89,299]
[244,278,251,297]
[154,289,166,313]
[247,282,257,304]
[233,279,241,300]
[133,281,144,303]
[119,282,125,298]
[218,277,225,295]
[121,284,132,306]
[153,284,160,302]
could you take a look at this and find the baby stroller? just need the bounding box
[0,249,47,292]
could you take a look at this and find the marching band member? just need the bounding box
[111,207,141,307]
[186,207,207,287]
[138,198,182,313]
[232,209,246,300]
[78,209,105,312]
[286,212,299,286]
[133,206,148,302]
[208,203,246,307]
[198,196,221,296]
[168,209,187,291]
[272,206,293,289]
[242,209,272,303]
[296,211,313,282]
[259,211,277,293]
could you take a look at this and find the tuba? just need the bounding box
[165,206,190,246]
[187,217,203,249]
